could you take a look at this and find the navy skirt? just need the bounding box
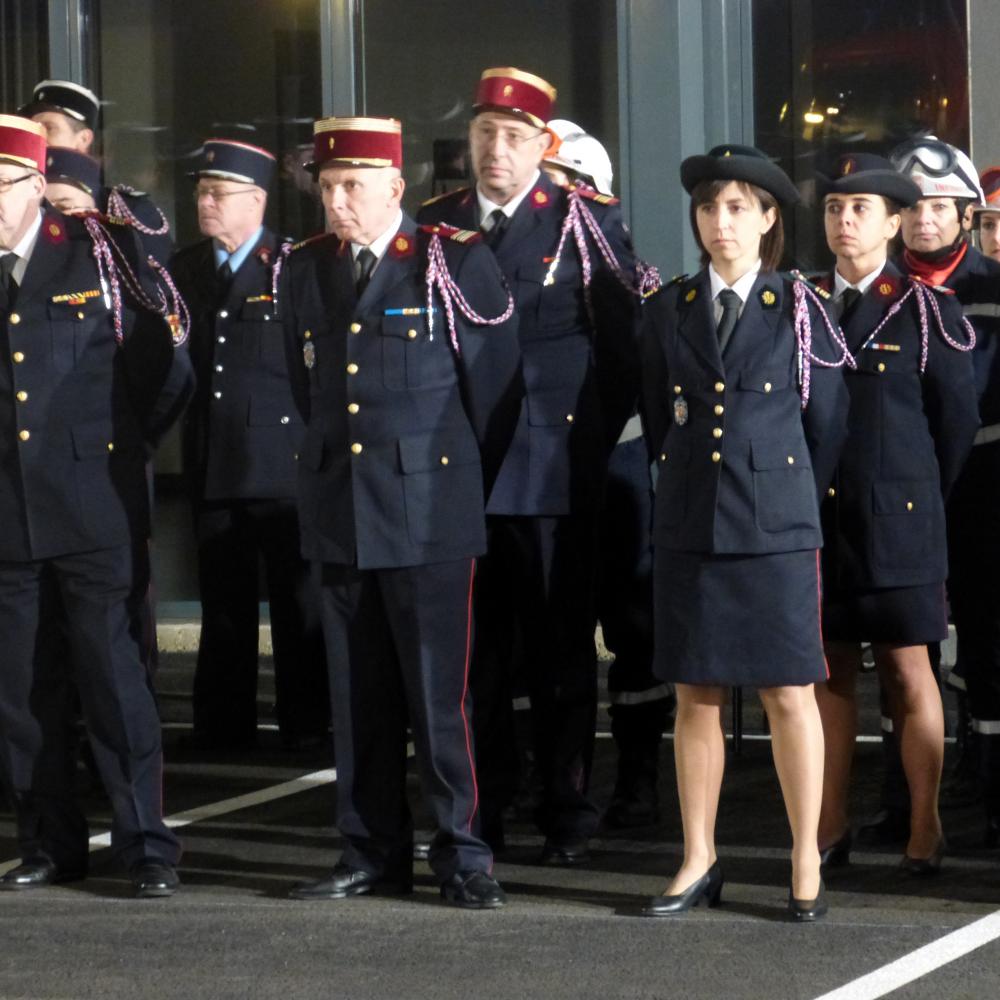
[653,547,828,687]
[822,582,948,644]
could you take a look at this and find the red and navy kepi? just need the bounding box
[681,144,800,207]
[817,152,921,207]
[473,67,557,129]
[307,117,403,175]
[45,148,102,196]
[19,80,100,129]
[188,139,276,188]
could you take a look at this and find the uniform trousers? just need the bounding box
[193,499,328,745]
[947,442,1000,815]
[316,557,491,880]
[599,438,671,738]
[0,544,180,871]
[472,513,600,843]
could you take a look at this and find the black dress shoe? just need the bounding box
[899,837,946,876]
[856,809,909,846]
[539,839,590,866]
[0,859,85,891]
[819,829,852,868]
[788,880,828,922]
[440,870,506,909]
[642,861,723,916]
[289,863,413,900]
[130,859,179,898]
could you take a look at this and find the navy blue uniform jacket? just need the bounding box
[821,263,979,589]
[641,270,850,555]
[946,245,1000,429]
[281,215,522,569]
[172,229,303,500]
[0,209,194,561]
[417,173,639,516]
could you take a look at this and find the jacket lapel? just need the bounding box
[492,174,555,263]
[356,215,417,312]
[724,273,783,365]
[16,210,70,308]
[224,230,271,309]
[676,271,724,375]
[841,261,904,354]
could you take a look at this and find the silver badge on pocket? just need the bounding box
[303,341,316,369]
[673,395,688,426]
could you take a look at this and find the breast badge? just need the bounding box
[303,341,316,369]
[673,395,688,426]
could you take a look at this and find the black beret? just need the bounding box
[817,153,921,207]
[680,144,800,207]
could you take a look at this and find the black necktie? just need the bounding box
[716,288,742,355]
[839,287,862,324]
[0,252,19,312]
[216,260,233,307]
[355,247,376,297]
[482,208,509,249]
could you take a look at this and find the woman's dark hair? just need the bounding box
[688,178,784,272]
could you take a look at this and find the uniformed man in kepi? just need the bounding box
[170,139,328,751]
[19,79,172,261]
[0,115,192,897]
[417,69,640,863]
[542,121,671,830]
[284,116,521,908]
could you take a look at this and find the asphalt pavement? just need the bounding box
[0,653,998,1000]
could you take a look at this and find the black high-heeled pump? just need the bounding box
[899,836,946,876]
[788,879,828,922]
[819,829,852,868]
[642,860,723,917]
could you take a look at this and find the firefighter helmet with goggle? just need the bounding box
[544,119,614,196]
[889,136,984,203]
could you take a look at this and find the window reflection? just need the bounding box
[359,0,619,211]
[754,0,969,269]
[94,0,322,246]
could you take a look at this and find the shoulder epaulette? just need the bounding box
[910,275,956,296]
[788,269,832,300]
[419,223,482,245]
[288,232,338,253]
[643,273,685,302]
[573,184,619,207]
[421,186,470,208]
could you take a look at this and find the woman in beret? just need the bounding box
[814,153,979,875]
[639,145,850,920]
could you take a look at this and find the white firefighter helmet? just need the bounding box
[889,136,985,202]
[544,119,614,196]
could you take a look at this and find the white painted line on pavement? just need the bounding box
[1,744,417,875]
[0,767,339,875]
[812,911,1000,1000]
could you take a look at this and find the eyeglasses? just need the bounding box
[0,174,36,195]
[471,124,546,149]
[194,185,257,203]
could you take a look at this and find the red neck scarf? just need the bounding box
[902,241,968,288]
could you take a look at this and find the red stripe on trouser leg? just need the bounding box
[460,558,480,834]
